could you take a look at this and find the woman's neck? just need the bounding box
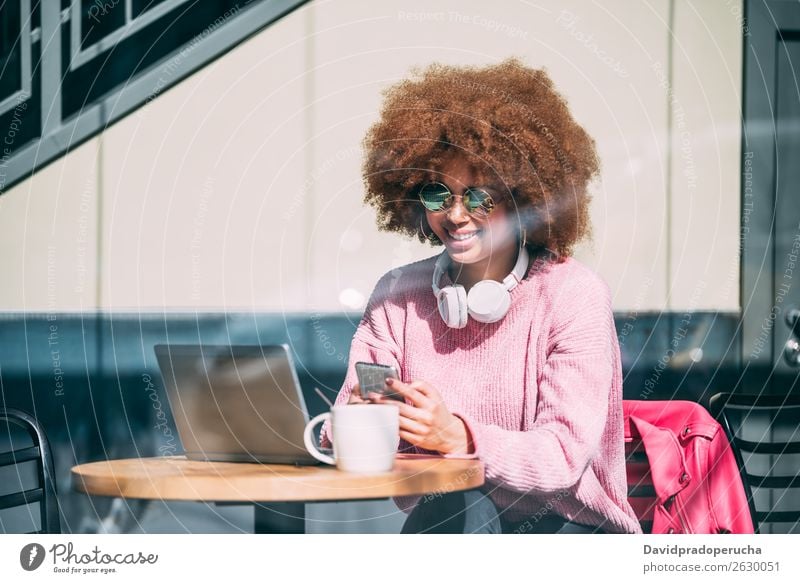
[449,244,523,291]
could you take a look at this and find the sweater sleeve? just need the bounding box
[452,274,616,493]
[319,272,404,448]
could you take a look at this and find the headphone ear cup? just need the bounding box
[437,285,468,329]
[467,280,512,323]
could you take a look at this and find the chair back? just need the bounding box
[624,433,657,533]
[709,392,800,534]
[0,408,60,533]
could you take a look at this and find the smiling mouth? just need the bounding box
[448,230,480,242]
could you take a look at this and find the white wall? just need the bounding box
[669,0,743,311]
[100,7,309,310]
[0,0,743,312]
[0,137,101,310]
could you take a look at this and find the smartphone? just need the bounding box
[355,362,403,400]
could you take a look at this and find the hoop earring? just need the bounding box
[419,217,438,242]
[520,228,527,249]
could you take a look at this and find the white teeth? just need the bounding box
[450,232,478,241]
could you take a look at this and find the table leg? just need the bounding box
[254,502,305,534]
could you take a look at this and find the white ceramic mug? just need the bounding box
[303,404,400,473]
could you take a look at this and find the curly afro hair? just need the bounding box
[361,58,600,260]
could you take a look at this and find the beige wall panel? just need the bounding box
[1,0,742,314]
[307,0,670,311]
[101,7,309,310]
[0,138,100,310]
[670,0,743,310]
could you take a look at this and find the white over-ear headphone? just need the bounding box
[431,246,530,328]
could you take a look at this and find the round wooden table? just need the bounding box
[71,454,484,533]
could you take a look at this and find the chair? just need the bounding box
[0,408,60,533]
[709,392,800,534]
[624,430,657,533]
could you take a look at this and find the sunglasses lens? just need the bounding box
[419,183,450,211]
[465,188,494,215]
[418,183,495,216]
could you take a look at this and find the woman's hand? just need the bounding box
[374,378,471,455]
[347,383,368,404]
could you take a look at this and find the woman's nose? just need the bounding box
[445,195,469,223]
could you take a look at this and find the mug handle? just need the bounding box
[303,412,335,465]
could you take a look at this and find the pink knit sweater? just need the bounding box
[321,250,642,534]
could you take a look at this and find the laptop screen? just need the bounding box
[154,344,314,463]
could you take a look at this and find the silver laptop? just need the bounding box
[154,344,321,465]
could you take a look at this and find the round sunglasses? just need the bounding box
[417,182,496,217]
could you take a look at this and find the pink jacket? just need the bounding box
[624,400,754,534]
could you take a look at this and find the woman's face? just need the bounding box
[424,157,519,267]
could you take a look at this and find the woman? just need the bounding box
[321,59,641,534]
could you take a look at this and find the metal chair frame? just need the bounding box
[0,407,60,534]
[709,392,800,534]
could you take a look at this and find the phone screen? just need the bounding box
[355,362,402,400]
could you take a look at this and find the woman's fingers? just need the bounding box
[372,395,434,436]
[371,396,427,418]
[386,378,431,408]
[397,414,429,436]
[409,380,435,397]
[399,430,423,446]
[395,401,434,424]
[347,383,366,404]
